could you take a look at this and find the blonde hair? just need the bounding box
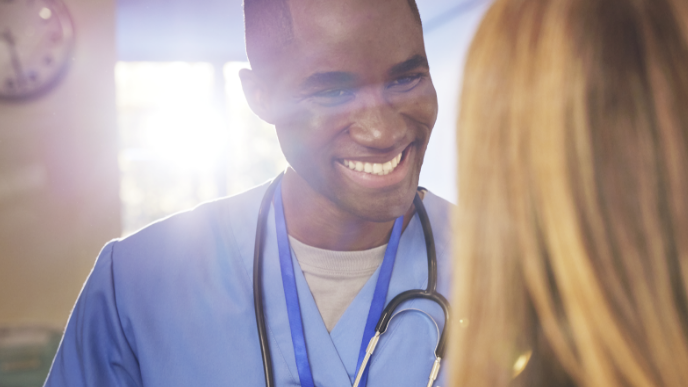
[451,0,688,386]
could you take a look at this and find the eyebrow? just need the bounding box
[300,72,357,90]
[388,55,429,77]
[298,55,430,91]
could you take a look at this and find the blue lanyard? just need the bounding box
[273,181,404,387]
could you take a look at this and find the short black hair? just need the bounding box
[244,0,422,73]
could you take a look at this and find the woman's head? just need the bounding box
[452,0,688,386]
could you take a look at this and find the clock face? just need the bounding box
[0,0,75,100]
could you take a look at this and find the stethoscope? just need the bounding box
[252,172,450,387]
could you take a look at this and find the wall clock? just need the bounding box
[0,0,75,100]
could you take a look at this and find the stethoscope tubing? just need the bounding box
[252,173,283,387]
[375,289,450,356]
[374,193,451,359]
[252,173,450,387]
[412,193,438,293]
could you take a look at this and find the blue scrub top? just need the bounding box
[45,182,454,387]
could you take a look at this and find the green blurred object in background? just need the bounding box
[0,328,61,387]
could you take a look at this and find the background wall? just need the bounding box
[0,0,120,327]
[421,0,492,202]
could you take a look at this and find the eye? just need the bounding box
[309,88,355,106]
[387,74,423,93]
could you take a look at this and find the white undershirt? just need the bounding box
[289,236,387,332]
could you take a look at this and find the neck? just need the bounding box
[280,168,416,251]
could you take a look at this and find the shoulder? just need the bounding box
[420,190,455,231]
[420,190,456,295]
[121,182,268,247]
[420,190,455,257]
[95,181,273,327]
[109,181,271,278]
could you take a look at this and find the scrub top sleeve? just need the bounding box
[44,241,142,387]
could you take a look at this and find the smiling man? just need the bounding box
[45,0,453,386]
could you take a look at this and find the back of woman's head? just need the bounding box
[452,0,688,386]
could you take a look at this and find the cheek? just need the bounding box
[391,82,439,131]
[275,103,346,169]
[411,83,439,127]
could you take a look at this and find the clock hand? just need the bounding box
[2,28,28,90]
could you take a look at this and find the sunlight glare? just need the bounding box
[116,61,227,169]
[141,107,228,169]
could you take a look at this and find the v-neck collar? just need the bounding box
[328,212,427,382]
[236,192,431,386]
[240,203,352,386]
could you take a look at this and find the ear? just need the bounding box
[239,68,275,124]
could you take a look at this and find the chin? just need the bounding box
[337,183,418,223]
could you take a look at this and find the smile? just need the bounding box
[340,152,403,176]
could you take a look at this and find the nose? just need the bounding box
[347,87,406,150]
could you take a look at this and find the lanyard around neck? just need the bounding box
[273,181,404,387]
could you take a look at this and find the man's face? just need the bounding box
[265,0,437,222]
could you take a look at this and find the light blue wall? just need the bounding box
[117,0,247,62]
[418,0,492,203]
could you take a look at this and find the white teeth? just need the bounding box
[342,151,403,176]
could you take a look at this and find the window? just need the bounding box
[115,61,287,235]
